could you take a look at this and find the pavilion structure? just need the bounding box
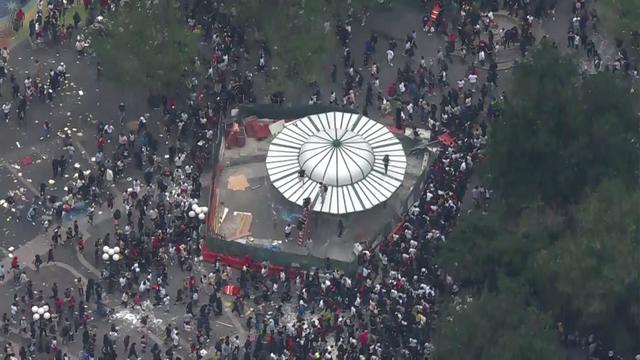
[266,112,407,215]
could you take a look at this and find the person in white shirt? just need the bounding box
[478,50,486,65]
[468,73,478,91]
[2,102,10,122]
[386,49,394,67]
[329,91,336,105]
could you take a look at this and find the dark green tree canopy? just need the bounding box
[437,202,561,290]
[533,180,640,349]
[433,282,561,360]
[486,44,640,207]
[227,0,372,91]
[90,0,199,93]
[437,43,640,356]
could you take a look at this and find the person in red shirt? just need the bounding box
[387,83,396,97]
[15,9,25,24]
[54,297,64,313]
[359,330,369,346]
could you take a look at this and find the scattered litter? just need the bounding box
[20,156,32,166]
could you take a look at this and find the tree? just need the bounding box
[579,73,640,189]
[599,0,640,48]
[437,202,561,291]
[485,44,640,207]
[90,0,199,94]
[433,282,562,360]
[534,180,640,352]
[227,0,371,92]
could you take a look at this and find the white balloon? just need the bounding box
[43,305,49,312]
[37,308,44,315]
[31,306,38,313]
[195,207,203,214]
[113,247,121,254]
[201,207,208,214]
[198,213,205,220]
[32,314,40,321]
[112,254,120,261]
[102,253,110,261]
[191,204,199,211]
[108,249,115,256]
[188,211,196,218]
[102,246,110,253]
[43,312,51,320]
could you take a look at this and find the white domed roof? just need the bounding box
[266,112,407,214]
[298,128,374,186]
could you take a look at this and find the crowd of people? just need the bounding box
[0,0,636,359]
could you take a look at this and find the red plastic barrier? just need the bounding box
[201,243,305,279]
[244,119,271,140]
[438,132,456,147]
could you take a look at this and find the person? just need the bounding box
[386,48,394,67]
[472,185,481,208]
[14,8,25,31]
[87,204,94,225]
[96,61,103,79]
[47,248,54,263]
[284,224,292,242]
[123,335,130,354]
[42,120,51,139]
[127,343,138,359]
[33,254,42,272]
[337,219,344,238]
[58,155,67,177]
[113,209,121,226]
[73,220,79,238]
[118,102,126,126]
[382,154,390,174]
[73,11,82,30]
[2,102,10,122]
